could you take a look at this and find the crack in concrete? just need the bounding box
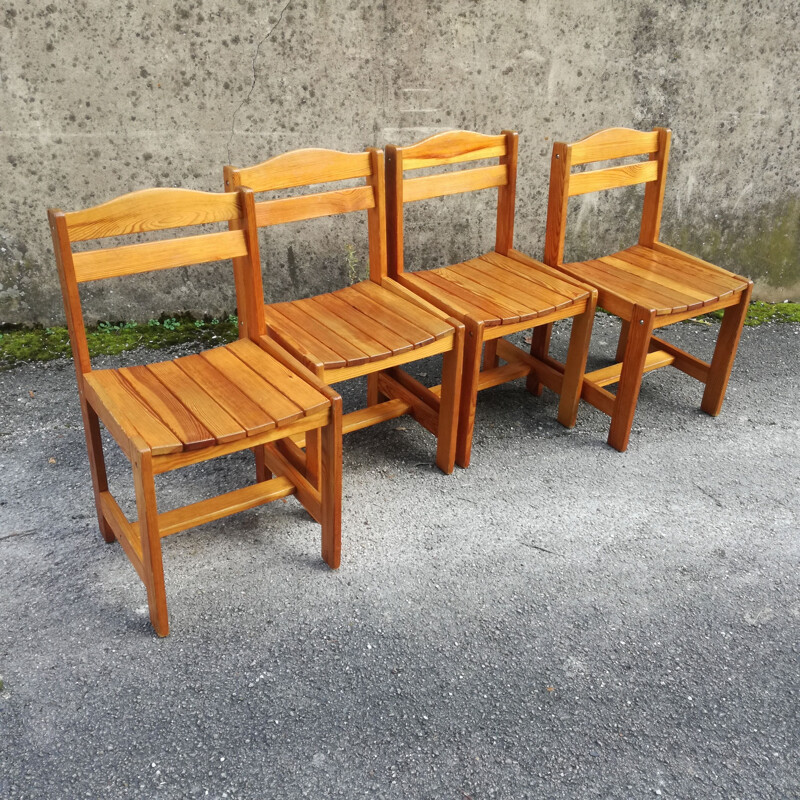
[226,0,293,165]
[0,529,38,542]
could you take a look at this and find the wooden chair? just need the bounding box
[48,186,342,636]
[385,130,598,468]
[223,148,464,474]
[541,127,753,451]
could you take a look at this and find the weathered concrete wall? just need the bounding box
[1,0,798,325]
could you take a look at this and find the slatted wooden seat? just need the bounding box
[541,127,753,451]
[224,148,464,473]
[49,186,341,636]
[385,130,597,468]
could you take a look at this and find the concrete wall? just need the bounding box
[1,0,797,326]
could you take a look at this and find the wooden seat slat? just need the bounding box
[145,361,248,445]
[227,339,329,414]
[200,347,307,426]
[118,365,216,449]
[337,285,436,348]
[590,257,704,313]
[444,262,539,319]
[173,353,277,436]
[629,245,748,293]
[314,292,416,357]
[458,258,571,313]
[351,281,453,339]
[479,252,586,303]
[299,295,394,362]
[600,253,720,305]
[85,370,184,454]
[415,269,517,325]
[265,306,346,369]
[272,300,373,367]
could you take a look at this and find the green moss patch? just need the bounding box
[0,314,238,368]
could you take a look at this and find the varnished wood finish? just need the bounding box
[49,186,342,635]
[543,126,754,450]
[224,146,464,474]
[385,129,597,466]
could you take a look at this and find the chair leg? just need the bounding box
[483,339,499,370]
[253,447,272,483]
[319,402,342,570]
[455,320,483,469]
[701,286,752,416]
[615,320,631,363]
[81,400,114,543]
[557,303,596,429]
[132,444,169,637]
[367,373,388,406]
[607,307,655,453]
[526,323,553,396]
[305,429,322,487]
[436,324,464,474]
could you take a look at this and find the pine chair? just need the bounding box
[48,186,342,636]
[385,130,598,468]
[224,147,464,474]
[541,127,753,451]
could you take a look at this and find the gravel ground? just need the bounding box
[1,316,798,799]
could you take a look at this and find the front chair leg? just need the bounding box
[81,400,115,543]
[319,401,342,569]
[436,323,464,474]
[455,320,483,469]
[132,443,169,637]
[557,302,596,429]
[607,307,655,453]
[701,285,752,416]
[526,323,553,396]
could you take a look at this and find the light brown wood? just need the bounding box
[567,159,658,197]
[226,148,372,192]
[586,349,675,387]
[638,128,671,246]
[402,164,507,203]
[49,185,342,635]
[400,130,506,168]
[254,186,375,227]
[569,127,660,166]
[74,230,248,283]
[65,187,242,241]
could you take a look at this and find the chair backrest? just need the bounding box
[385,129,518,277]
[543,126,672,267]
[224,148,388,284]
[48,186,264,380]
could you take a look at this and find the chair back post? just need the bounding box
[494,130,518,255]
[638,127,672,247]
[366,147,389,283]
[231,186,268,340]
[384,143,405,279]
[48,208,93,384]
[543,141,572,267]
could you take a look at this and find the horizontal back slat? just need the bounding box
[569,128,660,166]
[64,188,242,241]
[568,160,658,196]
[73,230,248,282]
[231,149,373,193]
[399,130,506,169]
[254,185,375,227]
[402,164,507,203]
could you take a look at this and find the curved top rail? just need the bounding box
[566,127,663,166]
[62,187,243,242]
[227,148,374,193]
[396,129,507,169]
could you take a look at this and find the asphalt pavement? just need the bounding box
[1,316,798,799]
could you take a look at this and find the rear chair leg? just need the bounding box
[701,285,752,416]
[607,307,655,453]
[81,400,114,542]
[319,401,342,569]
[132,444,169,637]
[526,323,553,396]
[615,320,631,363]
[436,324,464,474]
[483,339,499,370]
[557,302,596,428]
[253,447,272,483]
